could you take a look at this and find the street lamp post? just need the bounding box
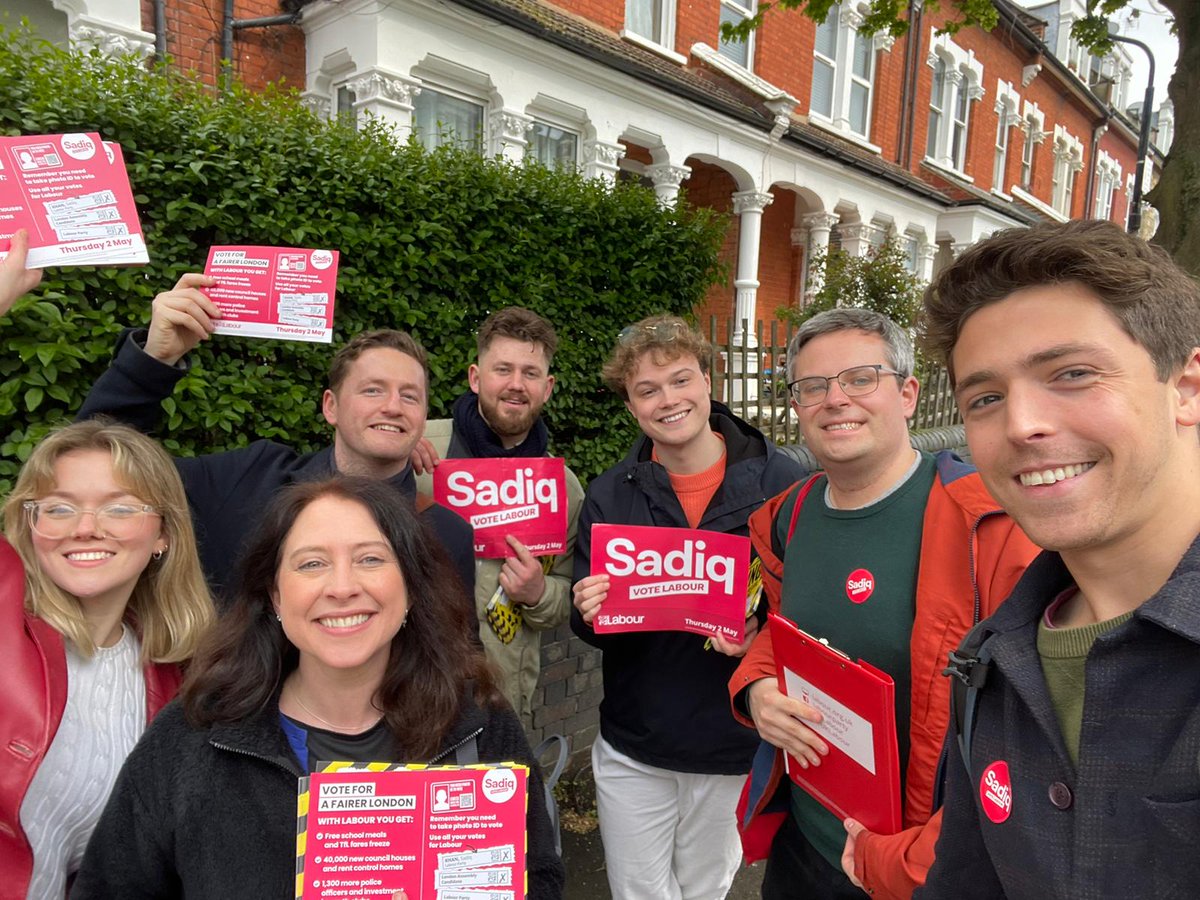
[1107,31,1155,235]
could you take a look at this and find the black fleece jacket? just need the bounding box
[71,693,565,899]
[571,405,805,774]
[76,329,475,604]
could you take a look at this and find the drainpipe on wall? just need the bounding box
[221,3,301,90]
[898,0,924,169]
[154,0,166,60]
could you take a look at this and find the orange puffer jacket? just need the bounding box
[729,452,1038,900]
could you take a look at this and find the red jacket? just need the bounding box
[729,452,1038,900]
[0,538,182,900]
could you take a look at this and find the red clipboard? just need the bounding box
[768,612,902,835]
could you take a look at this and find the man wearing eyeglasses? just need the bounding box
[729,308,1036,900]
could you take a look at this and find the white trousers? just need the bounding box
[591,734,744,900]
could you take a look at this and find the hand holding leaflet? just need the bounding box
[768,612,902,835]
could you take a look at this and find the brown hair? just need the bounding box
[477,307,558,367]
[328,330,429,394]
[923,220,1200,382]
[601,314,712,400]
[181,477,499,758]
[2,419,214,663]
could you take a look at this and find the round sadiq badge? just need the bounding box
[980,760,1013,823]
[481,768,518,804]
[845,568,875,604]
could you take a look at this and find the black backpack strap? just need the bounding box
[944,620,996,783]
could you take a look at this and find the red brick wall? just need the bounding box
[543,0,623,33]
[152,0,305,90]
[755,189,796,333]
[685,158,737,344]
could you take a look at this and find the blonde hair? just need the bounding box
[2,420,214,663]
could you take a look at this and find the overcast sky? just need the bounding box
[1012,0,1179,107]
[1112,0,1178,101]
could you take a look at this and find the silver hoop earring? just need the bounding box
[152,548,166,561]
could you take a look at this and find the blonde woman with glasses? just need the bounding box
[0,418,214,899]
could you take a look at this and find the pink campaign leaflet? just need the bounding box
[589,523,750,642]
[296,764,528,900]
[0,133,148,267]
[204,245,340,343]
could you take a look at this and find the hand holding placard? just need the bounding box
[588,524,750,642]
[0,134,148,267]
[0,229,42,316]
[144,273,221,365]
[204,245,339,343]
[434,458,568,559]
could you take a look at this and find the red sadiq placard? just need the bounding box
[204,245,339,343]
[589,524,750,642]
[434,458,568,558]
[0,133,148,267]
[296,763,528,900]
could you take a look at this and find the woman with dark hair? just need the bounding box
[73,476,564,899]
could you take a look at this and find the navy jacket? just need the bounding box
[571,405,805,774]
[72,692,565,899]
[918,537,1200,899]
[77,329,475,604]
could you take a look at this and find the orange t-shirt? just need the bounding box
[655,435,727,528]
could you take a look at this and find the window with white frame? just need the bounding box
[808,3,891,142]
[413,87,485,153]
[811,6,839,120]
[991,82,1019,193]
[924,32,983,176]
[626,0,675,51]
[1051,125,1084,217]
[1017,101,1045,190]
[528,121,579,169]
[902,233,921,275]
[926,57,945,160]
[1093,150,1122,222]
[718,0,756,69]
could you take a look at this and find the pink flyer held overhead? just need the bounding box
[296,764,528,900]
[204,245,340,343]
[0,133,148,267]
[434,458,568,558]
[589,523,751,642]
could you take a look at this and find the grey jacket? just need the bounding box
[417,418,584,722]
[919,537,1200,899]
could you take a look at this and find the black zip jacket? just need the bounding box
[571,405,805,774]
[76,329,475,603]
[71,692,565,899]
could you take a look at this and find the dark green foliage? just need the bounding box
[778,236,922,330]
[0,30,727,489]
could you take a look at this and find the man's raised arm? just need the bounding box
[77,273,220,430]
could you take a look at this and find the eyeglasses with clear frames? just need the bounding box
[23,500,161,540]
[787,365,906,407]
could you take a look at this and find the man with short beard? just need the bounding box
[416,307,583,723]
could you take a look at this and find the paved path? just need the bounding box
[563,829,765,899]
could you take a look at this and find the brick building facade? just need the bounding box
[12,0,1169,765]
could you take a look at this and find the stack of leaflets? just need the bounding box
[0,132,148,267]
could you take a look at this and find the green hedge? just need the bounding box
[0,29,727,490]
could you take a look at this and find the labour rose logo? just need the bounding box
[980,760,1013,823]
[845,568,875,604]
